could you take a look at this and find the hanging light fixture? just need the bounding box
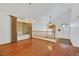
[28,3,32,23]
[48,16,56,29]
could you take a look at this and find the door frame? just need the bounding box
[10,15,17,43]
[10,15,32,43]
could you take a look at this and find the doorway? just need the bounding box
[10,15,32,43]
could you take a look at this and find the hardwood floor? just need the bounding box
[0,38,79,56]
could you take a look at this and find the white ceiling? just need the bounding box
[0,3,72,23]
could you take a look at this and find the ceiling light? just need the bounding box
[28,3,32,23]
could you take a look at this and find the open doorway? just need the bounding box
[10,15,32,43]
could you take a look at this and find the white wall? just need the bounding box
[52,8,71,39]
[32,23,47,31]
[70,4,79,47]
[0,13,11,45]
